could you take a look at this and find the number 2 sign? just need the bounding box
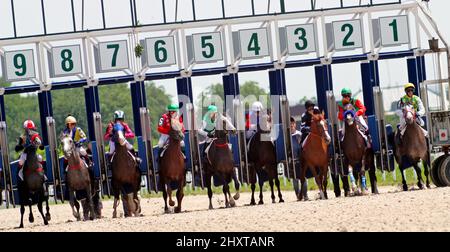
[332,20,363,51]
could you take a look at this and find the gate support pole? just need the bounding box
[222,73,240,167]
[315,64,333,116]
[361,60,380,117]
[269,69,286,164]
[37,91,54,182]
[84,86,101,178]
[176,77,194,172]
[130,81,148,174]
[407,56,427,97]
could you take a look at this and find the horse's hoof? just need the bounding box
[164,208,170,214]
[18,225,24,229]
[112,213,117,218]
[233,192,240,200]
[45,213,51,221]
[29,216,34,223]
[44,220,48,225]
[249,200,256,206]
[426,184,431,189]
[402,185,408,191]
[303,197,309,201]
[279,198,285,203]
[230,200,236,208]
[258,200,264,205]
[169,200,175,207]
[272,199,276,204]
[174,207,181,213]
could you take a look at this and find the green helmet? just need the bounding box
[167,104,179,112]
[341,88,352,96]
[114,110,125,120]
[207,105,218,113]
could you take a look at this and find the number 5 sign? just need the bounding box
[1,50,36,82]
[96,40,129,73]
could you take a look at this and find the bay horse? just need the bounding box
[393,104,430,190]
[299,112,331,200]
[159,119,185,213]
[340,106,378,196]
[111,123,141,218]
[204,113,239,209]
[18,134,50,228]
[61,135,96,221]
[247,113,284,205]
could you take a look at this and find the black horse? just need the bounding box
[18,134,50,228]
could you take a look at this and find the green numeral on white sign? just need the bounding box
[388,19,399,42]
[13,53,27,76]
[201,36,214,59]
[154,40,168,63]
[247,33,261,55]
[341,24,355,47]
[61,49,74,72]
[294,27,308,51]
[107,44,120,67]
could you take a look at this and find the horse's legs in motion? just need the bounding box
[222,182,230,208]
[413,163,424,189]
[269,178,275,204]
[112,180,121,218]
[399,165,408,191]
[206,174,214,210]
[249,165,257,206]
[257,169,264,205]
[167,185,175,207]
[86,186,96,220]
[299,160,307,201]
[274,170,284,202]
[423,160,431,189]
[332,172,341,197]
[45,185,51,221]
[342,160,350,197]
[19,203,25,228]
[28,204,34,223]
[311,166,324,199]
[322,167,328,199]
[160,178,170,213]
[232,170,240,200]
[69,188,81,221]
[37,193,48,225]
[174,179,184,213]
[368,161,379,194]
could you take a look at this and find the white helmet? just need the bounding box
[251,101,264,112]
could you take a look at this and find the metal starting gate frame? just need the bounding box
[1,0,449,206]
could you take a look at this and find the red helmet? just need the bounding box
[23,120,36,130]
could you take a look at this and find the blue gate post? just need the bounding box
[84,86,101,179]
[130,81,148,175]
[314,64,333,116]
[0,95,5,122]
[361,60,381,152]
[176,77,194,172]
[37,91,54,183]
[269,69,287,163]
[222,73,241,167]
[407,56,427,97]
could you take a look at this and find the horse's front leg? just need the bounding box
[174,179,184,213]
[222,182,230,208]
[232,169,240,200]
[45,184,51,221]
[19,203,25,228]
[37,193,48,225]
[161,179,170,214]
[249,165,257,206]
[423,160,431,189]
[268,178,275,204]
[322,167,328,199]
[69,188,81,221]
[167,185,175,207]
[112,181,121,218]
[256,169,264,205]
[399,165,408,191]
[86,186,96,220]
[28,204,34,223]
[206,173,213,209]
[274,173,284,202]
[413,163,424,189]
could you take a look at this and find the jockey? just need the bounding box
[338,88,371,145]
[104,110,141,165]
[198,105,218,160]
[395,83,428,137]
[15,120,44,181]
[157,104,186,158]
[245,101,265,140]
[61,115,91,166]
[300,100,321,145]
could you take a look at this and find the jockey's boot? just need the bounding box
[157,147,163,163]
[181,146,187,160]
[130,148,142,165]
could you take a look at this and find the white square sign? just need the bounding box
[97,40,129,72]
[192,32,223,63]
[3,50,36,82]
[239,28,270,59]
[285,24,317,55]
[145,36,176,67]
[332,19,363,51]
[51,45,83,77]
[379,15,410,46]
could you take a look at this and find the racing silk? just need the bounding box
[104,122,135,141]
[16,130,42,152]
[397,95,425,117]
[245,113,250,130]
[157,113,185,135]
[63,127,87,145]
[198,111,216,137]
[337,98,366,121]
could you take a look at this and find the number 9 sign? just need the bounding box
[1,50,36,82]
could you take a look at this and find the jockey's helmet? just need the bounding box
[23,120,36,130]
[65,115,77,125]
[304,100,315,109]
[404,83,415,92]
[114,110,125,120]
[167,104,179,112]
[341,88,352,96]
[207,105,218,113]
[251,101,264,112]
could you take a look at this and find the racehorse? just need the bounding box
[159,119,185,213]
[204,113,239,209]
[111,122,141,218]
[247,112,284,205]
[299,112,331,200]
[340,106,378,195]
[61,135,96,221]
[18,135,50,228]
[393,104,430,190]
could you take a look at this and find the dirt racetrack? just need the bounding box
[1,186,449,232]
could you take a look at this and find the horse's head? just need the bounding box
[344,108,356,127]
[311,112,331,144]
[60,133,75,159]
[169,119,184,142]
[403,104,416,125]
[215,113,236,139]
[113,122,126,146]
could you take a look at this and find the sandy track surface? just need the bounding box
[1,186,449,232]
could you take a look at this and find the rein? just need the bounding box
[68,159,83,171]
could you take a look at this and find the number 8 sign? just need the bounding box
[49,45,83,77]
[1,50,36,82]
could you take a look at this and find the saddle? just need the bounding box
[159,143,186,159]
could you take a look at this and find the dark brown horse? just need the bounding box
[394,105,430,190]
[61,135,96,221]
[299,112,331,200]
[204,113,239,209]
[111,122,141,218]
[159,119,185,213]
[340,108,378,195]
[247,113,284,205]
[18,135,50,228]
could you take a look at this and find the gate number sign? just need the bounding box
[379,15,410,46]
[285,24,317,55]
[145,36,177,67]
[97,40,129,72]
[239,28,270,59]
[192,32,223,63]
[50,45,83,77]
[332,19,363,51]
[1,50,36,82]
